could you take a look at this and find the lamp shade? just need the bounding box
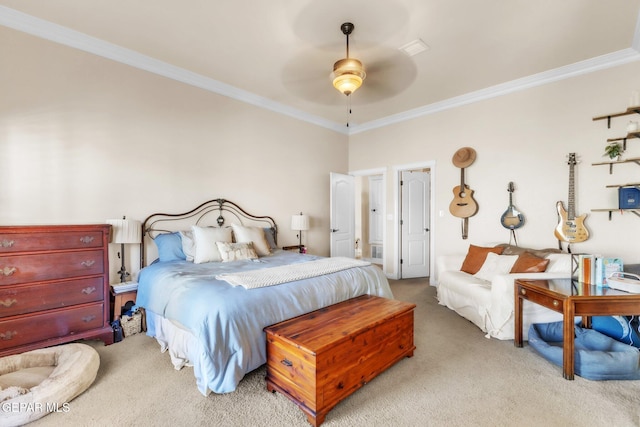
[291,214,310,231]
[106,218,142,244]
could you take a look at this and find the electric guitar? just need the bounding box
[449,167,478,218]
[500,182,525,229]
[554,153,589,243]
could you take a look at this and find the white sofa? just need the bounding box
[435,245,573,340]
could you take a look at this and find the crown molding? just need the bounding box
[349,48,640,135]
[2,6,639,137]
[0,6,348,135]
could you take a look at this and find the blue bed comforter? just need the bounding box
[136,251,393,394]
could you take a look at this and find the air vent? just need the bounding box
[399,39,429,57]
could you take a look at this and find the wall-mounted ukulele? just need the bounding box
[554,153,589,246]
[449,147,478,239]
[501,182,525,245]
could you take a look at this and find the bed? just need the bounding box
[135,198,393,395]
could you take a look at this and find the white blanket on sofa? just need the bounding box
[436,252,572,340]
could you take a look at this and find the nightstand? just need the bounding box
[283,245,306,253]
[110,282,138,321]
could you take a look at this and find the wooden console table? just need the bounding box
[514,278,640,380]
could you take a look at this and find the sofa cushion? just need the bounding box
[511,252,550,273]
[460,245,504,274]
[495,244,562,259]
[474,253,518,281]
[545,253,572,273]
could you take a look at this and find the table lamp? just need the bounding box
[106,216,142,282]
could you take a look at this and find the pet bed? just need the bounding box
[0,343,100,427]
[528,321,640,380]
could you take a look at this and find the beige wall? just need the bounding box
[3,25,640,281]
[0,27,348,280]
[349,60,640,275]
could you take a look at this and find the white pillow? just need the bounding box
[231,224,271,257]
[179,230,195,262]
[473,253,519,282]
[215,241,258,262]
[546,253,572,274]
[191,225,232,264]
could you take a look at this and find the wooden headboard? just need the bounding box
[140,198,277,268]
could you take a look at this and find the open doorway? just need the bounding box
[352,169,386,271]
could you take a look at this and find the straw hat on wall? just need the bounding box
[452,147,477,168]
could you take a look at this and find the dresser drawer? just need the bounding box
[0,250,104,286]
[0,303,105,350]
[0,277,104,318]
[0,230,104,253]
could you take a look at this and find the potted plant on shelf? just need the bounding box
[603,142,624,161]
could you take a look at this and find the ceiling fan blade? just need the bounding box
[281,48,346,105]
[355,49,417,102]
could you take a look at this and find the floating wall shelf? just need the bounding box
[593,106,640,128]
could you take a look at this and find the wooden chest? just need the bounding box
[0,224,114,356]
[264,295,416,426]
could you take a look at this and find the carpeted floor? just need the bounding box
[31,279,640,426]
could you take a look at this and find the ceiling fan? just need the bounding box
[281,21,417,107]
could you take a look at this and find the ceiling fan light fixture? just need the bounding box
[332,58,366,96]
[331,22,366,97]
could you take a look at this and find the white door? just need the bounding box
[400,170,430,278]
[368,175,384,245]
[330,172,355,258]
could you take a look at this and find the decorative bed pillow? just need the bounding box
[154,232,186,262]
[511,251,550,273]
[263,227,277,250]
[460,245,505,274]
[473,253,519,282]
[231,224,271,256]
[216,241,258,262]
[179,230,195,262]
[191,226,233,264]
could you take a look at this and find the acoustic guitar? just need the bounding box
[500,182,525,229]
[449,167,478,218]
[554,153,589,243]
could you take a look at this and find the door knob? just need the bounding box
[331,229,339,233]
[425,228,430,232]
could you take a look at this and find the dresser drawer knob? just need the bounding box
[0,330,17,340]
[280,359,293,367]
[81,260,96,268]
[82,315,96,323]
[82,287,96,295]
[0,266,17,277]
[0,240,14,248]
[0,298,17,307]
[80,236,95,244]
[553,300,559,307]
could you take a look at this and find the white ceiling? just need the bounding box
[2,1,640,134]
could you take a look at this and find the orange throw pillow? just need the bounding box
[510,251,550,273]
[460,245,504,274]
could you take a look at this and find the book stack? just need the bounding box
[575,255,624,286]
[110,281,138,294]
